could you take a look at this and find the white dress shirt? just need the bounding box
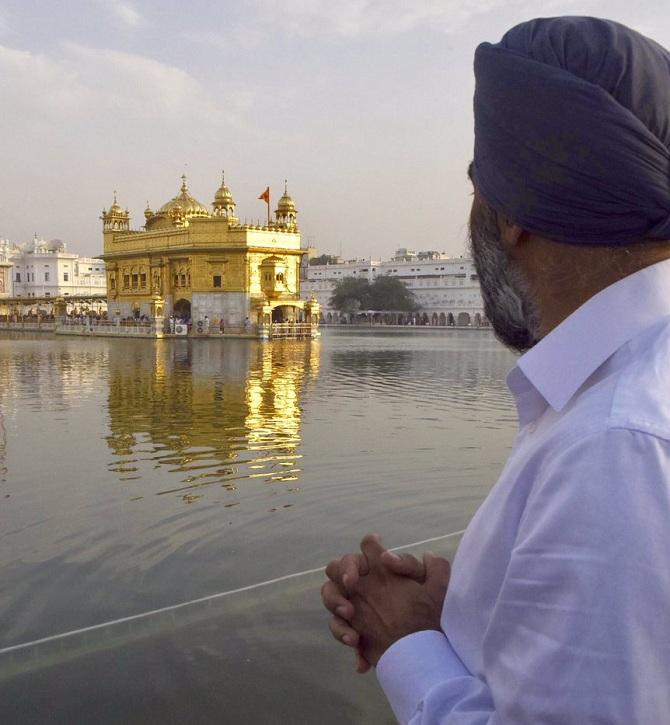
[377,259,670,723]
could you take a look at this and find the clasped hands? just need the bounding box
[321,533,451,672]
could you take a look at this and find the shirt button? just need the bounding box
[528,422,537,433]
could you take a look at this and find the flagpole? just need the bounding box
[258,186,271,225]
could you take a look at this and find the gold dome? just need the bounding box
[277,180,296,212]
[101,191,130,231]
[157,175,210,220]
[103,191,128,219]
[213,171,235,206]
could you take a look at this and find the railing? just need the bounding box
[267,322,318,339]
[59,318,151,327]
[0,321,56,331]
[57,318,156,336]
[0,318,320,340]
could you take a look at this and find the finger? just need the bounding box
[356,651,371,674]
[341,552,369,590]
[325,556,344,582]
[380,551,426,581]
[321,580,354,620]
[329,615,360,647]
[325,553,369,591]
[359,533,387,575]
[423,552,451,598]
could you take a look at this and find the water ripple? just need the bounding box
[0,330,518,647]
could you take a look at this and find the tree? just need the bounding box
[369,276,418,311]
[330,277,372,312]
[309,254,340,266]
[329,276,418,312]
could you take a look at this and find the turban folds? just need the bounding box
[473,17,670,245]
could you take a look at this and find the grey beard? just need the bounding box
[469,201,540,354]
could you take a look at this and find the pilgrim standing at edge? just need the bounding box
[322,16,670,724]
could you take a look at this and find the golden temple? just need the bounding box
[100,173,319,335]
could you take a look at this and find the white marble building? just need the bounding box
[302,250,487,326]
[3,237,106,299]
[0,240,15,298]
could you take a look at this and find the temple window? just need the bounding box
[123,275,130,289]
[110,277,116,290]
[140,273,147,287]
[213,275,222,288]
[131,274,138,288]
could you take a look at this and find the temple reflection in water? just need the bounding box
[105,339,320,497]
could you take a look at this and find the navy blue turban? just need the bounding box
[473,17,670,245]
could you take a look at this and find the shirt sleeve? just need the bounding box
[377,428,670,724]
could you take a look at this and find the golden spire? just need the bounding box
[213,170,236,215]
[275,179,297,228]
[181,174,188,193]
[277,182,296,211]
[108,190,124,215]
[101,190,130,229]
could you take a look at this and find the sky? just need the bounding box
[1,0,669,260]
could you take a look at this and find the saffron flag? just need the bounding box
[258,187,270,204]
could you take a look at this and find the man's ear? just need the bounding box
[500,217,530,253]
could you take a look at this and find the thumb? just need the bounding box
[422,552,451,599]
[359,533,387,575]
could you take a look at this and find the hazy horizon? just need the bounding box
[1,0,669,260]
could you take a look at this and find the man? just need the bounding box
[322,17,670,723]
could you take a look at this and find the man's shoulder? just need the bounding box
[608,317,670,441]
[549,317,670,447]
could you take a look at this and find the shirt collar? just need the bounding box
[512,258,670,412]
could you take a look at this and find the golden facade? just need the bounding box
[100,175,319,331]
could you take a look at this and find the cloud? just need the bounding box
[181,27,266,51]
[109,1,142,27]
[253,0,605,38]
[0,43,230,123]
[0,45,92,116]
[66,44,224,120]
